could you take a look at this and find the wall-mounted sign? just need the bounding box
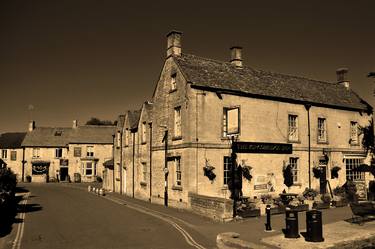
[60,159,69,166]
[233,142,292,154]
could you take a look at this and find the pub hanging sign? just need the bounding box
[233,142,292,154]
[32,165,49,175]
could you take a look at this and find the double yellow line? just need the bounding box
[12,192,30,249]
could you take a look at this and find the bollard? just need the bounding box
[305,210,324,242]
[99,188,103,196]
[95,188,99,195]
[92,187,96,193]
[265,204,272,231]
[284,208,300,238]
[88,185,91,192]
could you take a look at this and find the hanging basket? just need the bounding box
[331,166,341,179]
[203,165,216,181]
[313,167,322,178]
[242,166,253,181]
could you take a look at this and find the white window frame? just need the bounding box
[1,149,7,159]
[73,147,81,157]
[55,148,63,158]
[174,157,181,186]
[345,157,364,181]
[85,162,94,176]
[288,114,299,142]
[289,157,299,183]
[174,106,181,138]
[86,146,94,157]
[223,156,231,185]
[32,148,40,158]
[350,121,359,145]
[317,117,327,142]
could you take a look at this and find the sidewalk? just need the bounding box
[70,183,356,248]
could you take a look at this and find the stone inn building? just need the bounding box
[0,132,26,181]
[106,31,373,218]
[20,120,115,183]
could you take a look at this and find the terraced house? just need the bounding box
[21,120,115,183]
[0,132,26,181]
[107,31,373,218]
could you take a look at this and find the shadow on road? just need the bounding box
[0,187,42,238]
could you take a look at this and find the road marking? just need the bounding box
[12,192,30,249]
[103,195,206,249]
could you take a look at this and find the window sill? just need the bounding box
[287,139,301,144]
[317,141,329,145]
[172,185,182,191]
[292,183,302,187]
[140,181,147,187]
[221,185,229,190]
[141,142,147,145]
[172,136,182,141]
[169,89,177,94]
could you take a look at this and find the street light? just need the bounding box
[160,125,168,207]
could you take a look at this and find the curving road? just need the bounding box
[11,184,206,249]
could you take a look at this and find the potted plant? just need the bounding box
[313,167,322,178]
[313,194,331,209]
[303,188,318,209]
[237,198,261,218]
[332,186,348,207]
[288,196,309,212]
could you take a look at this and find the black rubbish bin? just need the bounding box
[305,210,324,242]
[285,209,300,238]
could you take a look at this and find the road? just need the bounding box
[3,184,209,249]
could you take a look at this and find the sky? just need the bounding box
[0,1,374,133]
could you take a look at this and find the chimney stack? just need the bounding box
[28,120,35,132]
[73,120,78,128]
[230,46,243,68]
[166,30,182,57]
[336,68,350,89]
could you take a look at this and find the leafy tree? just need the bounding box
[85,117,115,126]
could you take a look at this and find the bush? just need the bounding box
[26,175,32,182]
[0,168,17,194]
[302,188,319,200]
[343,181,358,203]
[333,186,346,197]
[321,194,331,203]
[260,194,273,204]
[96,176,103,183]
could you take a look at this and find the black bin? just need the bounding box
[305,210,324,242]
[285,209,300,238]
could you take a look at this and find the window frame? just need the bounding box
[141,162,147,183]
[174,106,182,139]
[317,117,327,143]
[32,148,40,158]
[175,157,181,186]
[345,157,364,181]
[289,157,299,183]
[223,156,231,186]
[170,73,177,91]
[287,114,299,142]
[10,150,17,161]
[86,146,94,157]
[55,148,63,158]
[85,162,93,176]
[1,149,7,159]
[73,147,81,157]
[141,122,147,144]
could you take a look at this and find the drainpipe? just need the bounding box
[149,123,153,202]
[305,104,312,189]
[112,135,115,192]
[120,131,123,195]
[132,132,135,198]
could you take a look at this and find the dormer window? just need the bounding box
[171,73,177,91]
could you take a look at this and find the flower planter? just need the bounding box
[270,206,285,215]
[238,208,261,218]
[332,200,348,208]
[289,204,309,212]
[313,202,330,210]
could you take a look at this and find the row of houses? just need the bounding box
[0,121,114,183]
[1,31,374,218]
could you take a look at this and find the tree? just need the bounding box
[85,117,115,126]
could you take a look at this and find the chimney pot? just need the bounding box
[230,46,243,68]
[28,120,35,132]
[166,30,182,57]
[336,68,350,89]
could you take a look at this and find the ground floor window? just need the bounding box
[345,158,364,181]
[83,162,96,176]
[289,157,299,183]
[10,151,17,161]
[1,149,7,159]
[175,158,181,186]
[223,156,231,185]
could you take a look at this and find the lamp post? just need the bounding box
[161,127,168,207]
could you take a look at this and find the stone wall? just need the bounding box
[188,192,232,221]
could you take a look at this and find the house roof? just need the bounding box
[128,110,141,130]
[21,125,115,147]
[0,132,26,149]
[174,53,372,112]
[69,125,115,144]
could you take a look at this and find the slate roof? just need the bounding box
[116,115,125,131]
[0,132,26,149]
[127,110,141,130]
[174,53,372,112]
[21,125,115,147]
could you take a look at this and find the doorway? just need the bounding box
[319,159,327,194]
[60,167,69,182]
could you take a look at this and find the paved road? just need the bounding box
[5,184,209,249]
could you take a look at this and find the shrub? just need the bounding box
[0,168,17,194]
[343,180,358,203]
[333,186,346,197]
[26,175,32,182]
[321,194,331,203]
[96,176,103,183]
[302,188,319,200]
[260,194,273,204]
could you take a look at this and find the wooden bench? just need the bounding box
[349,201,375,224]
